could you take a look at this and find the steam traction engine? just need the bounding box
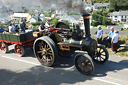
[33,13,109,75]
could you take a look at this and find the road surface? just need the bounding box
[0,46,128,85]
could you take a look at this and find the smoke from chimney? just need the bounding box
[39,0,89,15]
[0,0,89,21]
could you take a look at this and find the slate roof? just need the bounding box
[110,11,128,16]
[93,3,109,7]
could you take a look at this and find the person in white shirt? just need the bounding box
[111,30,119,53]
[8,23,13,33]
[45,19,51,28]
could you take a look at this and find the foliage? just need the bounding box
[93,0,128,10]
[92,12,114,26]
[119,35,128,44]
[31,21,46,26]
[44,13,51,17]
[92,9,117,26]
[67,12,79,15]
[91,21,99,26]
[61,20,70,25]
[92,0,109,4]
[109,8,115,12]
[50,18,59,26]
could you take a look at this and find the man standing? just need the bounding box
[111,30,119,53]
[96,26,103,44]
[19,18,26,33]
[108,27,114,38]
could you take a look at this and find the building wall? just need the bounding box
[110,15,128,23]
[27,14,32,22]
[30,18,37,23]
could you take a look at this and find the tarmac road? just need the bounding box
[0,46,128,85]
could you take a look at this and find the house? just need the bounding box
[29,13,45,23]
[110,11,128,23]
[29,17,38,23]
[39,14,45,21]
[93,3,109,10]
[10,13,31,22]
[82,0,92,6]
[0,18,10,23]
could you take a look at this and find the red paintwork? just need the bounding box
[50,29,58,32]
[0,38,34,48]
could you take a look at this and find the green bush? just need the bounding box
[31,21,46,26]
[50,18,59,26]
[91,21,99,26]
[61,20,70,25]
[109,8,115,12]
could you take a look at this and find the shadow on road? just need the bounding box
[0,59,128,85]
[0,65,92,85]
[93,59,128,77]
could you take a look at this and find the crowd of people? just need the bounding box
[0,18,26,34]
[0,18,54,34]
[96,26,120,53]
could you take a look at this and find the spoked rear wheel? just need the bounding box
[34,37,57,67]
[75,53,94,75]
[14,45,25,57]
[0,42,8,53]
[93,45,109,64]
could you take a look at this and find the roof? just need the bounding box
[94,3,109,7]
[13,13,30,18]
[69,15,81,20]
[110,11,128,16]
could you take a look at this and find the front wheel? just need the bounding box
[75,53,94,75]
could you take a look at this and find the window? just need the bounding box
[115,16,117,18]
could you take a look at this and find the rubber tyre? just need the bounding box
[1,42,8,53]
[33,37,57,67]
[14,45,25,57]
[93,44,109,64]
[75,53,94,75]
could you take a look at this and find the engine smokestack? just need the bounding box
[82,13,91,38]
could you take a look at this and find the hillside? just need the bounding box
[92,0,128,10]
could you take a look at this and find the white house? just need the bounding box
[0,18,10,23]
[29,14,45,23]
[82,0,92,6]
[39,14,45,21]
[93,3,109,10]
[10,13,31,22]
[110,11,128,23]
[29,17,38,23]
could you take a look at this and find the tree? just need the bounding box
[109,8,115,12]
[91,20,99,26]
[98,15,103,24]
[50,18,59,26]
